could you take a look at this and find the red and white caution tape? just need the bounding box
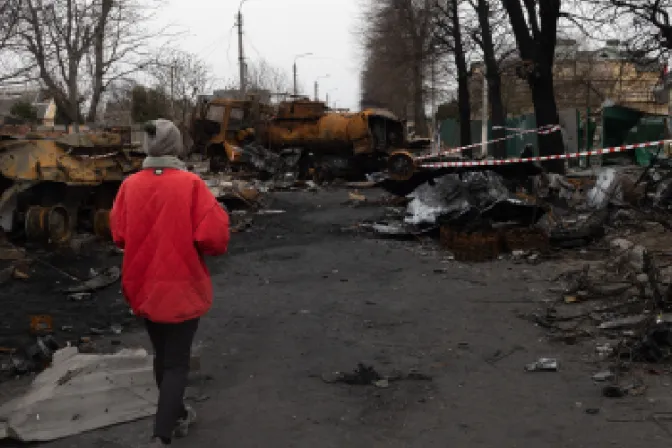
[417,124,562,161]
[419,140,669,169]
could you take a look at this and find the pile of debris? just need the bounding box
[368,170,548,259]
[537,234,672,361]
[368,155,672,262]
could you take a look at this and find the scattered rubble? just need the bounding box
[524,358,559,372]
[63,266,120,293]
[320,363,433,387]
[361,156,672,268]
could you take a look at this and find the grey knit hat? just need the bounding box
[143,119,184,157]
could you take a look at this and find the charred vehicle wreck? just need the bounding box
[188,95,422,181]
[0,132,145,245]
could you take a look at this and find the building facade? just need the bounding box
[0,83,57,126]
[469,40,668,120]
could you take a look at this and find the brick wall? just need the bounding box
[469,57,667,119]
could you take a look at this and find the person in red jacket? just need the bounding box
[110,119,230,447]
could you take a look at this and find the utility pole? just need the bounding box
[292,53,313,97]
[237,10,246,97]
[326,92,329,108]
[481,66,488,158]
[314,74,329,102]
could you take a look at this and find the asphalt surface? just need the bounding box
[10,189,672,447]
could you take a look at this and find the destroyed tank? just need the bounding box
[0,131,145,245]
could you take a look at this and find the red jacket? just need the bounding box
[110,168,230,323]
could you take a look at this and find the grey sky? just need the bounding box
[156,0,362,110]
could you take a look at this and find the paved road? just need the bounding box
[38,190,672,447]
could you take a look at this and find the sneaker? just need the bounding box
[148,437,168,447]
[173,405,197,438]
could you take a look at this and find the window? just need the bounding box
[206,105,226,122]
[228,107,244,130]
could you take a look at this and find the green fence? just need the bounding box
[601,105,667,166]
[439,105,666,166]
[439,114,540,157]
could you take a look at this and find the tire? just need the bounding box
[207,145,228,173]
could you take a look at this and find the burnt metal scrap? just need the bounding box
[381,169,549,261]
[404,170,546,229]
[236,143,301,177]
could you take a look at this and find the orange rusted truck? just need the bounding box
[188,95,412,179]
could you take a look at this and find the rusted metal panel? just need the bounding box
[0,140,143,185]
[93,209,111,239]
[276,100,325,120]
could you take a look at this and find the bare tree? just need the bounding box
[391,0,434,135]
[17,0,169,128]
[151,50,211,122]
[245,58,293,94]
[359,1,415,118]
[18,0,97,129]
[501,0,565,173]
[360,0,435,135]
[0,0,20,50]
[0,0,31,82]
[85,0,165,123]
[468,0,514,159]
[596,0,672,60]
[434,0,473,150]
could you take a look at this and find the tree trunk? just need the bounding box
[488,75,506,158]
[87,0,113,124]
[87,31,105,124]
[475,0,506,158]
[68,62,80,132]
[529,68,564,173]
[412,50,428,137]
[501,0,564,173]
[451,0,472,154]
[456,70,472,153]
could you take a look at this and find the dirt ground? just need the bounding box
[4,188,672,447]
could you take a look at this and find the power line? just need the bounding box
[201,25,236,61]
[245,35,264,61]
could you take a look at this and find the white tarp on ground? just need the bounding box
[0,347,157,442]
[586,167,623,209]
[404,174,468,225]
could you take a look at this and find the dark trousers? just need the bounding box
[144,317,200,440]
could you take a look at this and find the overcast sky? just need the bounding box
[155,0,363,110]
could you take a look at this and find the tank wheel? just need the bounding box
[387,151,416,181]
[296,152,314,181]
[25,205,72,245]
